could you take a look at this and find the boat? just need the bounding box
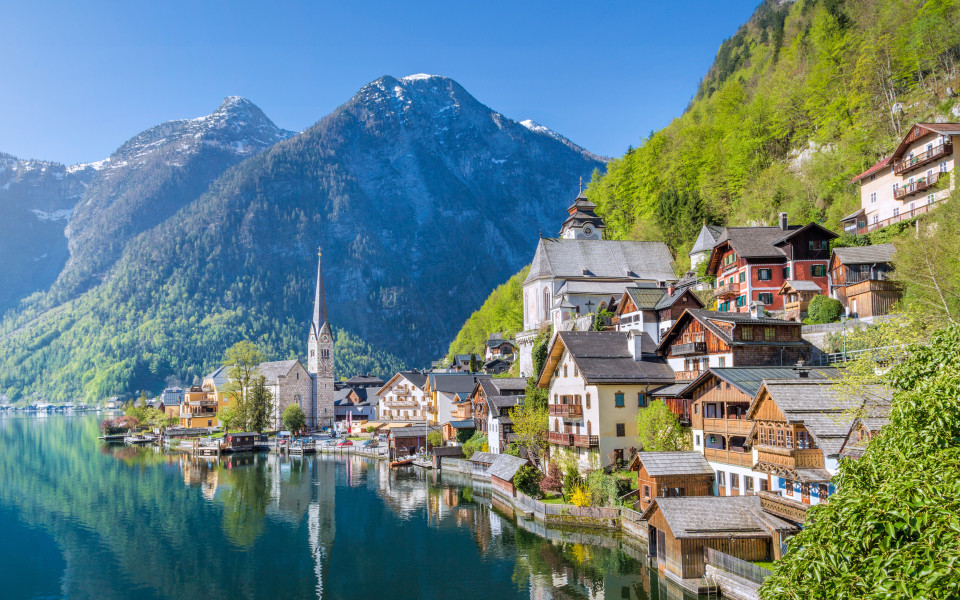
[390,458,413,467]
[123,434,157,445]
[288,439,317,455]
[98,434,127,443]
[221,432,259,453]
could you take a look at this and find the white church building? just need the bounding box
[516,188,677,376]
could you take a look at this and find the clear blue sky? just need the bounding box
[1,1,758,165]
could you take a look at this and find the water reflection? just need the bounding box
[0,414,692,600]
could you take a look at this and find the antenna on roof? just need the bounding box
[538,227,542,239]
[579,176,583,194]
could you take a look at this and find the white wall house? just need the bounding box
[376,371,429,422]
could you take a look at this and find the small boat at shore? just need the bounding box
[288,439,317,455]
[390,458,413,467]
[124,434,157,445]
[98,434,127,443]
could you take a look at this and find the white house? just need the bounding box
[376,371,429,422]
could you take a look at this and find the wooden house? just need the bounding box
[468,451,498,478]
[656,308,812,385]
[683,366,839,498]
[488,454,532,498]
[642,496,797,582]
[614,284,704,343]
[221,432,258,453]
[778,280,823,322]
[629,451,715,511]
[431,445,465,469]
[829,244,901,318]
[388,424,440,459]
[839,394,894,460]
[469,378,526,453]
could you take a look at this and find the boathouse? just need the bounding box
[629,451,715,511]
[487,454,531,498]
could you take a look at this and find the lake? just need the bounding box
[0,414,693,600]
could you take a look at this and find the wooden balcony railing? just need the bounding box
[715,281,741,299]
[672,341,706,356]
[549,404,584,418]
[756,447,824,469]
[855,195,948,234]
[703,418,753,436]
[573,434,599,448]
[704,447,754,467]
[784,300,808,314]
[676,369,703,381]
[548,432,574,446]
[894,170,943,199]
[757,491,809,524]
[893,140,952,175]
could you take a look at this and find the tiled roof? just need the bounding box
[660,309,807,352]
[256,359,301,382]
[690,224,723,255]
[781,279,824,293]
[689,366,840,399]
[635,452,715,477]
[432,446,465,457]
[448,419,476,428]
[392,424,441,439]
[345,374,385,386]
[625,287,667,310]
[558,331,675,384]
[832,244,895,265]
[642,496,797,538]
[525,238,676,284]
[488,454,530,481]
[487,395,523,417]
[480,378,527,397]
[654,286,703,310]
[468,451,498,464]
[713,226,795,259]
[204,365,231,388]
[649,382,694,397]
[772,222,838,246]
[558,280,642,296]
[430,373,489,394]
[851,155,893,183]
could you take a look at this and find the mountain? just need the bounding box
[587,0,960,266]
[0,75,604,402]
[0,155,98,313]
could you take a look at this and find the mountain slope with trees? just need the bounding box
[587,0,960,268]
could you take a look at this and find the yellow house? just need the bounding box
[179,385,218,428]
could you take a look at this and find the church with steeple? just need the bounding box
[307,248,335,430]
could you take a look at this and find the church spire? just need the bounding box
[312,246,328,337]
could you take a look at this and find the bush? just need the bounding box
[461,432,488,458]
[514,465,543,498]
[806,295,844,324]
[562,462,583,497]
[426,430,443,448]
[282,404,306,433]
[586,470,618,507]
[540,461,562,495]
[366,426,377,433]
[455,427,475,444]
[570,487,590,507]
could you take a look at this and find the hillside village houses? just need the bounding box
[538,330,675,471]
[470,377,527,454]
[844,122,959,235]
[613,283,704,343]
[828,244,900,319]
[376,370,429,421]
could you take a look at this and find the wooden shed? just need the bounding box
[487,454,531,498]
[642,496,797,581]
[629,451,715,511]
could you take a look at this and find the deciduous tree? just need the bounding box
[635,400,689,451]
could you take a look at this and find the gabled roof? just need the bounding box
[488,454,530,482]
[890,123,960,160]
[851,155,893,183]
[624,287,667,310]
[839,393,894,458]
[525,238,676,285]
[633,451,715,477]
[682,366,841,400]
[654,286,704,311]
[772,222,838,246]
[376,371,428,396]
[486,395,523,417]
[468,451,498,464]
[779,279,824,294]
[657,309,806,353]
[204,365,230,388]
[841,208,866,222]
[479,378,528,397]
[432,446,465,458]
[539,331,675,387]
[640,496,797,538]
[747,379,893,457]
[345,374,385,386]
[689,223,724,255]
[448,419,476,429]
[485,337,516,348]
[831,243,895,265]
[256,359,301,382]
[713,226,794,259]
[429,373,490,394]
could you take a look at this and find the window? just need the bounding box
[738,271,746,282]
[321,348,330,359]
[811,264,827,277]
[705,403,719,418]
[782,265,790,279]
[892,182,899,194]
[808,240,826,251]
[741,326,753,341]
[797,431,809,449]
[563,365,568,377]
[695,434,701,446]
[586,393,591,409]
[784,479,793,496]
[776,429,784,445]
[310,350,315,357]
[757,268,772,281]
[553,394,558,403]
[765,327,775,341]
[785,429,793,448]
[616,423,626,437]
[760,478,769,492]
[717,471,726,486]
[893,207,900,217]
[745,477,754,493]
[638,393,646,407]
[731,473,739,490]
[870,191,877,204]
[615,392,625,407]
[940,161,948,173]
[873,214,879,225]
[719,356,726,367]
[758,293,773,305]
[818,483,829,499]
[643,485,651,498]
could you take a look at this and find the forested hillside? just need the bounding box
[588,0,960,267]
[445,266,527,360]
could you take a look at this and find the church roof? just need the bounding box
[311,249,329,337]
[689,224,724,256]
[257,359,302,382]
[524,239,676,285]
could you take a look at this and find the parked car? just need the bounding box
[362,439,379,448]
[336,440,353,447]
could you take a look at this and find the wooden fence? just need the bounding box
[704,547,773,584]
[515,491,621,520]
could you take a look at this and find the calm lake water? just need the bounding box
[0,414,693,600]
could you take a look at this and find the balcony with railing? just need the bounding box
[548,403,583,418]
[894,170,943,199]
[714,281,741,299]
[855,195,948,234]
[757,490,810,524]
[704,446,754,467]
[755,447,824,469]
[675,369,703,381]
[703,417,753,436]
[382,396,420,408]
[573,434,599,448]
[672,341,706,356]
[893,140,952,175]
[548,432,574,446]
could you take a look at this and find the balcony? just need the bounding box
[676,369,703,381]
[893,140,952,175]
[855,195,948,234]
[703,418,753,436]
[715,281,741,299]
[383,397,419,407]
[549,403,584,418]
[784,300,809,315]
[573,434,599,448]
[756,447,824,470]
[704,447,754,467]
[758,490,810,524]
[894,170,943,199]
[548,432,574,446]
[672,341,706,356]
[185,399,218,407]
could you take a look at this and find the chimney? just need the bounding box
[749,301,763,319]
[778,212,788,231]
[627,330,643,361]
[795,359,809,379]
[667,283,676,296]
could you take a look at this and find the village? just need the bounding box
[106,122,955,600]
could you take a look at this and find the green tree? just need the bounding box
[513,465,543,499]
[219,405,243,433]
[760,325,960,599]
[455,427,475,444]
[426,430,443,448]
[469,354,480,373]
[247,375,273,433]
[446,266,528,360]
[586,469,618,507]
[282,403,306,433]
[806,295,844,324]
[509,399,549,467]
[222,341,265,429]
[636,400,689,451]
[592,309,614,331]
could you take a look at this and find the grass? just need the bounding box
[540,494,569,505]
[752,560,776,571]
